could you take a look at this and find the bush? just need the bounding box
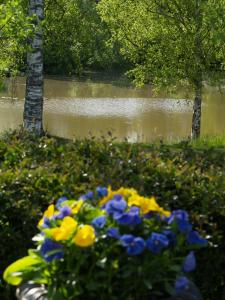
[0,132,224,299]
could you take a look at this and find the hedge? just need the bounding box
[0,132,224,299]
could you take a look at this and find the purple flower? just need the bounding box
[175,276,191,292]
[170,210,189,222]
[40,239,64,262]
[92,216,106,229]
[96,187,108,198]
[114,206,141,226]
[187,231,208,246]
[55,206,72,220]
[107,228,120,239]
[80,191,94,201]
[56,196,67,209]
[143,212,154,219]
[168,210,192,233]
[42,217,51,229]
[182,251,196,273]
[113,194,123,201]
[105,197,127,216]
[120,234,145,255]
[146,233,169,254]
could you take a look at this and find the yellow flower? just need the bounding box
[116,187,138,198]
[128,194,142,207]
[73,225,95,247]
[141,197,161,215]
[52,216,78,241]
[98,187,138,206]
[71,200,84,214]
[157,208,171,218]
[38,204,55,227]
[128,195,171,217]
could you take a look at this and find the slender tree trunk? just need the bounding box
[23,0,44,135]
[191,0,203,139]
[191,82,202,139]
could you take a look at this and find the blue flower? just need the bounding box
[92,216,106,229]
[80,191,94,201]
[105,197,127,216]
[170,210,189,222]
[187,231,208,246]
[56,196,67,210]
[175,276,191,293]
[114,206,141,226]
[182,251,196,273]
[120,234,145,255]
[96,187,108,198]
[162,230,177,247]
[113,194,123,201]
[55,206,72,219]
[40,238,64,262]
[143,212,154,219]
[42,217,51,229]
[107,228,120,239]
[146,232,169,254]
[168,210,192,233]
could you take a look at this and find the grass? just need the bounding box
[189,134,225,149]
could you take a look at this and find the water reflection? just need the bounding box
[0,76,224,141]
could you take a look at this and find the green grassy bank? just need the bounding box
[0,131,224,299]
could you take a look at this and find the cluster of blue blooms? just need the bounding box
[87,187,207,294]
[4,186,208,297]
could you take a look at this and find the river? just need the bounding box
[0,76,224,142]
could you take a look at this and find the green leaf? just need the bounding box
[3,256,42,286]
[143,278,153,290]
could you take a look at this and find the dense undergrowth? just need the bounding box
[0,131,224,299]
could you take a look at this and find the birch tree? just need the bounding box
[23,0,44,135]
[98,0,225,138]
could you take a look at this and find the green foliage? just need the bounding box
[0,131,224,299]
[98,0,225,89]
[0,0,32,75]
[43,0,125,75]
[189,134,225,149]
[3,256,43,286]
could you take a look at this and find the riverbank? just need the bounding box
[0,131,225,299]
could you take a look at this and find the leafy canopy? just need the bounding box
[0,0,33,74]
[98,0,225,89]
[44,0,123,75]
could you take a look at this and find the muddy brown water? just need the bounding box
[0,76,224,142]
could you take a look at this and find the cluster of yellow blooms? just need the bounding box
[38,187,171,248]
[100,187,171,217]
[38,202,96,247]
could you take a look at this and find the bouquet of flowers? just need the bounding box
[4,187,207,300]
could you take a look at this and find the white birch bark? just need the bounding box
[191,84,202,139]
[191,0,203,139]
[23,0,44,135]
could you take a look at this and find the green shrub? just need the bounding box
[0,132,224,299]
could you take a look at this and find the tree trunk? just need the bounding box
[23,0,44,135]
[191,83,202,139]
[191,0,203,140]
